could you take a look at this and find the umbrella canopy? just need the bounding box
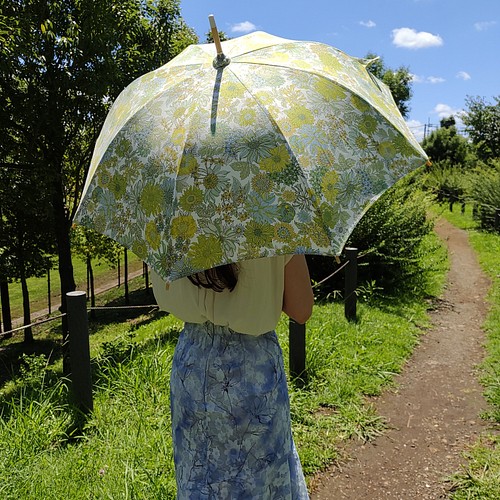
[75,29,428,282]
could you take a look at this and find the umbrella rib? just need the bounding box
[226,66,333,237]
[231,59,423,154]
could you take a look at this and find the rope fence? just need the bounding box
[0,313,66,337]
[1,249,361,410]
[89,305,159,311]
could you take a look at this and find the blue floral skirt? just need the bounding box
[170,322,309,499]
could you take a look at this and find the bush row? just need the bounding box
[308,173,438,299]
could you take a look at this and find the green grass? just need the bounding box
[0,231,448,498]
[436,203,500,499]
[431,202,478,230]
[6,252,143,321]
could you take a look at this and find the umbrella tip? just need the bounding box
[208,14,223,56]
[208,14,231,69]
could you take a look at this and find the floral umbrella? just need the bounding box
[75,23,428,283]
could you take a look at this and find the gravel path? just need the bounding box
[311,218,493,499]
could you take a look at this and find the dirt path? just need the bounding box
[9,267,145,330]
[311,218,493,499]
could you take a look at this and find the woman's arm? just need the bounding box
[282,255,314,324]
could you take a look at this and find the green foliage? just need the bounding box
[0,289,438,497]
[468,160,500,231]
[0,167,55,283]
[421,123,471,167]
[365,53,413,118]
[463,95,500,161]
[450,436,500,500]
[308,180,438,297]
[5,250,143,320]
[71,225,121,266]
[0,0,198,311]
[205,30,230,43]
[349,181,436,290]
[421,164,469,206]
[17,353,51,388]
[466,229,500,422]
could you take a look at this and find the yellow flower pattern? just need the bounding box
[75,31,428,282]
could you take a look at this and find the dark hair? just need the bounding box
[187,263,239,292]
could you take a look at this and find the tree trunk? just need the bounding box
[0,281,12,337]
[20,271,33,344]
[47,266,52,315]
[88,255,96,320]
[87,260,90,297]
[124,248,129,304]
[52,176,76,374]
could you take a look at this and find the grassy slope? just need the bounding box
[434,204,500,499]
[5,252,143,321]
[0,233,448,499]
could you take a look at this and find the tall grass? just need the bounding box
[0,231,447,498]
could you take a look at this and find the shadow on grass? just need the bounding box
[90,321,180,383]
[88,286,158,328]
[0,318,181,442]
[0,338,62,389]
[0,284,159,384]
[0,279,178,398]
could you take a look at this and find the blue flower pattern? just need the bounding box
[170,322,309,499]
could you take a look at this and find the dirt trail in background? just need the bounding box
[10,267,144,330]
[311,218,493,499]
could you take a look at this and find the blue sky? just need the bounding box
[179,0,499,141]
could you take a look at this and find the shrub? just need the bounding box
[421,162,469,208]
[468,160,500,232]
[308,175,437,298]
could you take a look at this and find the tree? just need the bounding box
[205,30,230,43]
[440,116,456,129]
[0,167,54,343]
[71,226,121,316]
[463,96,500,161]
[365,53,413,118]
[421,118,471,167]
[1,1,196,360]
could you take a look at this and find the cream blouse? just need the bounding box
[151,255,293,336]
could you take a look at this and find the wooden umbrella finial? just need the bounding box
[208,14,230,69]
[208,14,223,56]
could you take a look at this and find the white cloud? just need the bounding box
[230,21,257,34]
[456,71,471,81]
[411,73,445,84]
[360,20,376,28]
[434,103,458,117]
[427,76,445,84]
[406,119,425,142]
[474,21,497,31]
[432,104,465,127]
[392,27,443,49]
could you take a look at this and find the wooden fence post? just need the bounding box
[66,291,93,414]
[344,247,358,322]
[289,319,306,385]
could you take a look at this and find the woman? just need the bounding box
[151,254,314,499]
